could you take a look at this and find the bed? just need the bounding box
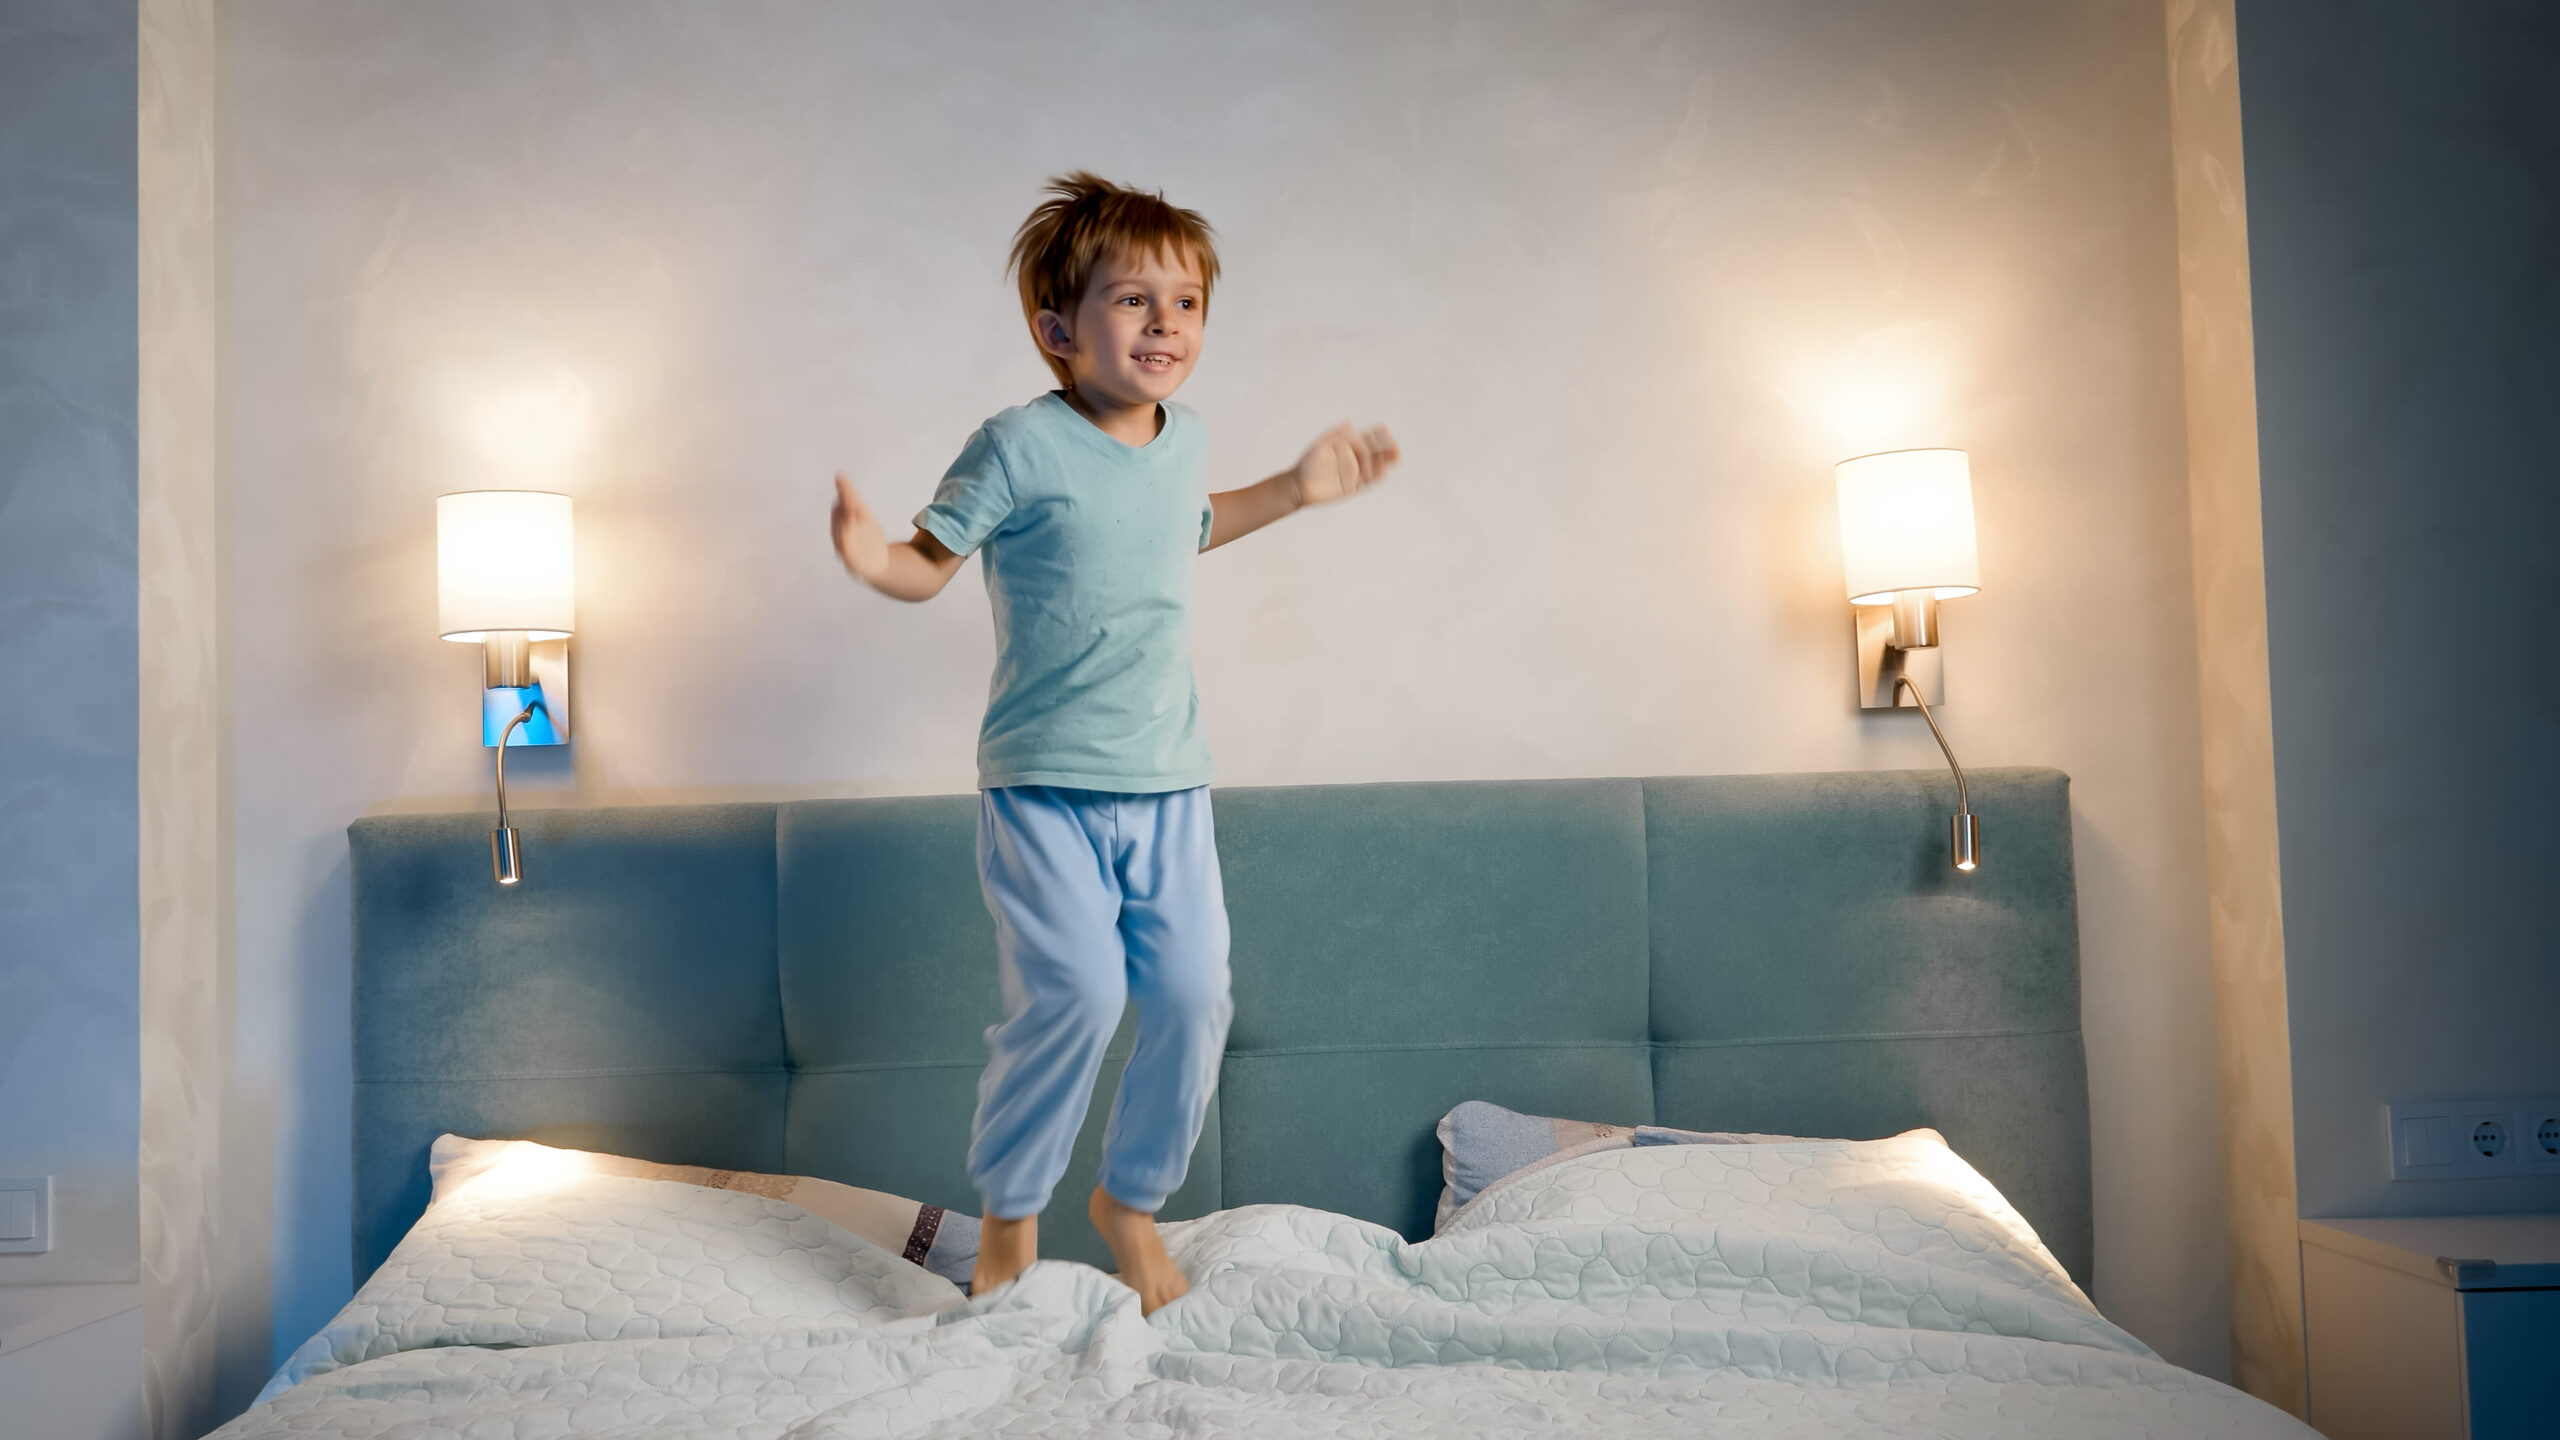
[212,769,2311,1437]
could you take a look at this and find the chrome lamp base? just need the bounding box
[1855,606,1943,710]
[480,633,571,745]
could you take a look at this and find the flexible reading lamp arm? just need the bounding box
[1895,675,1967,814]
[1895,674,1978,871]
[490,701,539,884]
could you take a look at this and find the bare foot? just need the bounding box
[972,1211,1037,1297]
[1090,1186,1189,1315]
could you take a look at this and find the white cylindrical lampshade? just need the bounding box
[1835,449,1980,604]
[438,491,575,641]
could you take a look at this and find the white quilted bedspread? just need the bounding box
[218,1133,2311,1438]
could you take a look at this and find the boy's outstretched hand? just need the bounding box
[1291,422,1400,507]
[832,474,889,583]
[831,473,965,602]
[1203,422,1400,551]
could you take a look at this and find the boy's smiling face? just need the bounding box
[1037,246,1206,411]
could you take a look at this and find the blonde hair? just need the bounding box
[1008,171,1220,388]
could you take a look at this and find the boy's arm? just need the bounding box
[1204,422,1399,551]
[833,474,966,601]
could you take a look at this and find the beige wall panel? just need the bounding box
[2162,0,2302,1415]
[138,0,226,1433]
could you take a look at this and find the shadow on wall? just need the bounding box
[215,848,348,1417]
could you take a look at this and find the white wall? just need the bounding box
[0,1,146,1431]
[0,0,141,1295]
[215,0,2228,1401]
[2234,0,2560,1220]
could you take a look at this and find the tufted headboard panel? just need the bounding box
[350,768,2088,1283]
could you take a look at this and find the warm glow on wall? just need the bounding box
[463,366,595,474]
[1780,322,1957,459]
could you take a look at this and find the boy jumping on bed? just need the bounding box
[828,173,1397,1313]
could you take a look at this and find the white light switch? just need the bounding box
[0,1189,34,1241]
[2399,1114,2455,1170]
[0,1176,48,1253]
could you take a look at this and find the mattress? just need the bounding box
[220,1131,2306,1438]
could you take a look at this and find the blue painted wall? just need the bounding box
[2238,0,2560,1217]
[0,0,142,1285]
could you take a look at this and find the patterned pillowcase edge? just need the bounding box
[1433,1102,1831,1232]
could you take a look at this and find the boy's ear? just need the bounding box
[1034,310,1074,360]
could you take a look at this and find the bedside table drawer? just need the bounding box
[2301,1216,2560,1440]
[2458,1287,2560,1439]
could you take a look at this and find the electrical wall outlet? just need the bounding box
[2388,1097,2560,1180]
[2455,1106,2514,1172]
[2524,1097,2560,1173]
[0,1176,50,1253]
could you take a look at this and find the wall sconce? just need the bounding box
[1836,449,1980,871]
[1837,448,1978,709]
[437,490,573,884]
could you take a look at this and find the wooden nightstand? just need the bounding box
[2299,1215,2560,1440]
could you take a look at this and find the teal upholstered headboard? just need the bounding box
[350,768,2089,1283]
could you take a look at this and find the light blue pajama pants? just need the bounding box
[967,785,1232,1220]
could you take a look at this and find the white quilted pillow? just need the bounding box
[258,1135,964,1400]
[1433,1100,1812,1231]
[426,1136,982,1285]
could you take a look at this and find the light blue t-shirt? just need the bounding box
[915,392,1217,793]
